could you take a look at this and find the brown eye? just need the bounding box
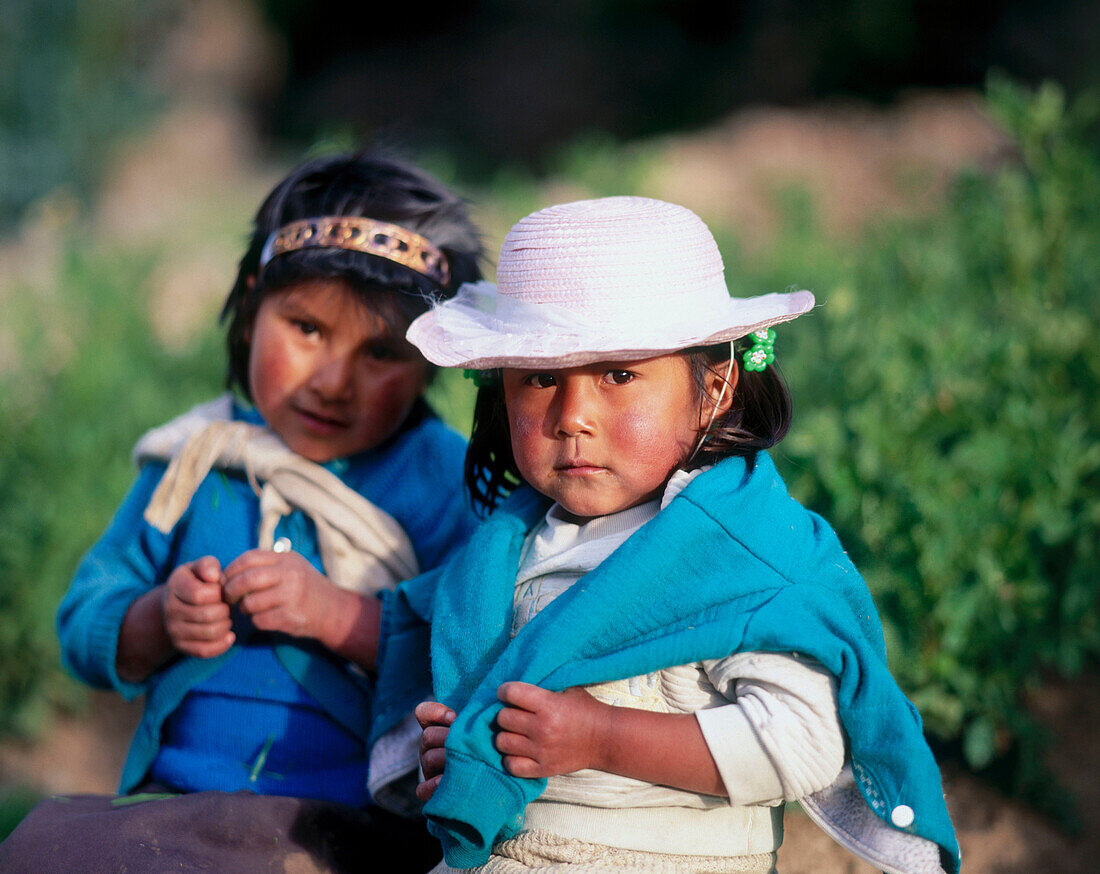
[522,373,556,388]
[606,370,634,385]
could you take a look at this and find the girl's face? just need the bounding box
[247,278,429,462]
[503,355,722,520]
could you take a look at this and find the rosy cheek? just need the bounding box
[613,408,690,469]
[508,413,542,472]
[249,345,295,406]
[360,371,418,428]
[510,411,538,441]
[375,373,406,409]
[613,408,664,448]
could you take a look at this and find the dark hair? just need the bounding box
[220,149,484,400]
[683,341,792,467]
[463,341,792,516]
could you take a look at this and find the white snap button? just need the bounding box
[891,804,915,828]
[273,537,292,554]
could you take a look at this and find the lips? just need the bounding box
[556,458,605,474]
[293,405,349,434]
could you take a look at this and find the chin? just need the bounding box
[557,498,619,520]
[295,448,335,463]
[282,436,338,463]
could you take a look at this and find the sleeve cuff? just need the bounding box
[85,584,151,701]
[695,704,785,805]
[424,749,538,868]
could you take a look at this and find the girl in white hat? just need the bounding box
[373,196,959,873]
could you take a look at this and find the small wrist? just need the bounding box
[116,584,175,683]
[146,583,172,645]
[155,582,171,625]
[588,697,618,773]
[314,581,352,649]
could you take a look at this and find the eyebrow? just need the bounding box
[277,292,408,341]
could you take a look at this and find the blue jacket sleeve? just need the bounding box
[368,565,445,746]
[56,462,172,700]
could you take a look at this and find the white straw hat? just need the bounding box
[407,196,815,369]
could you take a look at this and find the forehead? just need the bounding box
[269,279,410,339]
[506,353,691,377]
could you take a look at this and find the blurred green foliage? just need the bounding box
[0,240,224,738]
[0,0,169,223]
[0,76,1095,830]
[765,74,1100,803]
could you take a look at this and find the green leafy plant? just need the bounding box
[767,76,1099,809]
[0,238,224,738]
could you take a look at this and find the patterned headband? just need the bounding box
[259,216,450,287]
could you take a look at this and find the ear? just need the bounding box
[699,356,737,427]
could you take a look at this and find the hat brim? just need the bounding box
[408,281,816,369]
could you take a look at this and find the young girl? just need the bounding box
[372,196,960,873]
[6,152,483,872]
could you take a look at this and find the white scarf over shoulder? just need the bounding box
[132,394,419,596]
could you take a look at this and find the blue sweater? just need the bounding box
[373,453,960,871]
[58,400,478,798]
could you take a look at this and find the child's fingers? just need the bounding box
[222,548,280,580]
[246,605,304,636]
[420,724,450,755]
[176,624,235,648]
[176,631,236,659]
[500,754,543,779]
[415,774,442,803]
[233,584,285,617]
[415,701,456,729]
[493,728,533,757]
[419,743,447,780]
[169,569,224,606]
[494,703,538,739]
[173,601,232,626]
[497,680,550,711]
[165,612,235,658]
[222,563,283,604]
[422,729,453,760]
[166,606,232,637]
[191,556,224,585]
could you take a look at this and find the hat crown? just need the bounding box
[495,196,729,323]
[405,195,815,369]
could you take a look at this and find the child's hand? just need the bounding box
[222,548,337,642]
[494,682,611,778]
[415,701,456,802]
[162,556,235,658]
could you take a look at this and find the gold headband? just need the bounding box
[259,216,450,286]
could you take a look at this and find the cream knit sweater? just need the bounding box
[507,469,846,859]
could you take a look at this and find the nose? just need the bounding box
[308,350,355,402]
[552,378,596,438]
